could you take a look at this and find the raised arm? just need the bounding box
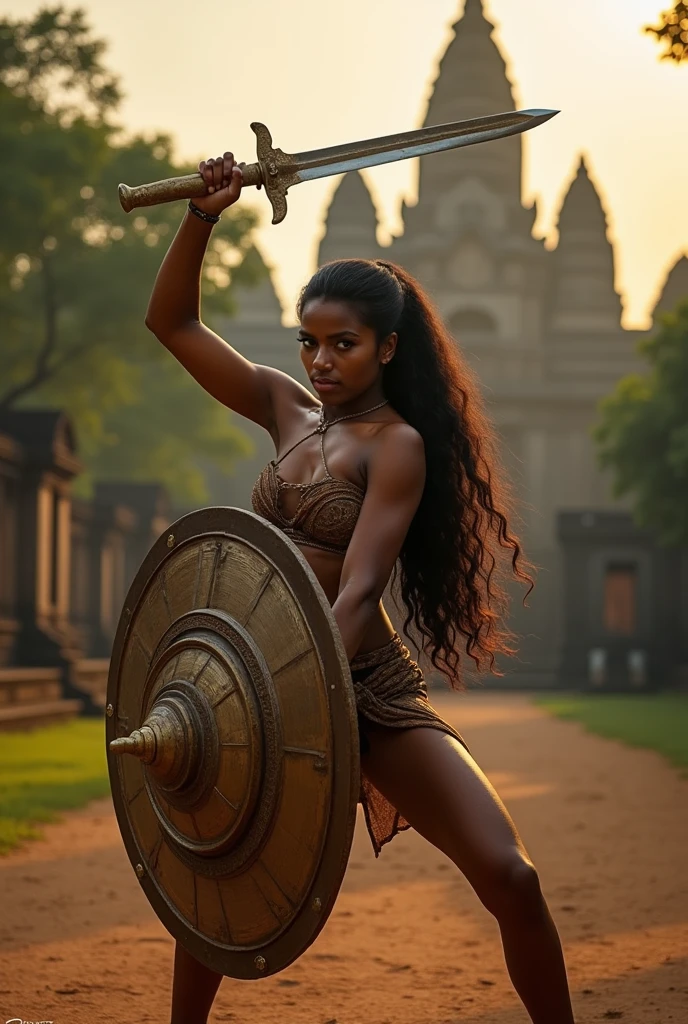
[145,152,299,433]
[333,423,426,659]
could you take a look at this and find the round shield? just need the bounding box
[105,506,359,979]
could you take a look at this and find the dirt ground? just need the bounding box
[1,692,687,1024]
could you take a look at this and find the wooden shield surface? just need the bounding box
[106,507,359,979]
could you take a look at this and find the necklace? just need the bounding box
[317,399,389,433]
[271,397,390,501]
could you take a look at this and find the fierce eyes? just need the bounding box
[297,336,354,351]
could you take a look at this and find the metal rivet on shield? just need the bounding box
[135,863,145,879]
[312,897,322,912]
[166,533,175,548]
[106,704,114,718]
[254,955,267,972]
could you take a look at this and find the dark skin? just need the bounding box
[146,154,576,1024]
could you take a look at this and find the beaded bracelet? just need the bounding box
[188,200,220,224]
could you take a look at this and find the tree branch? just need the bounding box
[0,250,62,409]
[0,336,95,409]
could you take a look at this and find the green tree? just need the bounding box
[645,3,688,63]
[0,7,264,501]
[0,5,120,117]
[594,299,688,545]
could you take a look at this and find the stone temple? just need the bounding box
[221,0,688,688]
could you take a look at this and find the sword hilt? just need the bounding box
[118,122,297,225]
[118,161,263,213]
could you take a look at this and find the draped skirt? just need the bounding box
[349,632,469,857]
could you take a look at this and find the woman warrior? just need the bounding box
[145,153,576,1024]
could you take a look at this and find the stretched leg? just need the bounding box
[361,724,576,1024]
[170,941,223,1024]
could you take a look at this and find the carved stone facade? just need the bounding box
[0,410,172,727]
[222,0,688,686]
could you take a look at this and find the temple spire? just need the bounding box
[317,171,381,266]
[418,0,520,203]
[231,245,283,327]
[652,253,688,319]
[462,0,489,25]
[423,0,514,127]
[550,155,622,331]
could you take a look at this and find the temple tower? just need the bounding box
[549,156,623,333]
[652,253,688,319]
[317,171,381,266]
[418,0,522,207]
[389,0,547,349]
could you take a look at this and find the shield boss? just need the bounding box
[106,507,359,979]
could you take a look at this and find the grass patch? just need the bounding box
[0,718,111,855]
[533,693,688,776]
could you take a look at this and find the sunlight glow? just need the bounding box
[5,0,687,329]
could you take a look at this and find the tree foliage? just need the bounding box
[0,6,265,501]
[0,5,121,118]
[594,299,688,545]
[645,3,688,63]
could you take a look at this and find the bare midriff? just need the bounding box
[296,542,397,656]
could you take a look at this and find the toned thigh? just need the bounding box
[361,724,533,890]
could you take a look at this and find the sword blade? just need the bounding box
[291,109,557,183]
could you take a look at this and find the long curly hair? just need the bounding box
[297,258,534,688]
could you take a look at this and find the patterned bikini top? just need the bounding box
[251,400,388,556]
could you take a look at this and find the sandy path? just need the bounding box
[0,692,686,1024]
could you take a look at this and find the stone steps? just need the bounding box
[0,667,83,731]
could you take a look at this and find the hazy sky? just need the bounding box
[6,0,688,327]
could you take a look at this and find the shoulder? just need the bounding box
[367,420,425,490]
[373,419,424,460]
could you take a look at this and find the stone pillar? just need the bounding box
[0,411,81,668]
[0,428,21,666]
[94,482,171,590]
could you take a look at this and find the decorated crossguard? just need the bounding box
[118,109,558,225]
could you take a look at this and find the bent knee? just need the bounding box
[475,856,543,919]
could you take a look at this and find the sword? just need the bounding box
[118,108,558,225]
